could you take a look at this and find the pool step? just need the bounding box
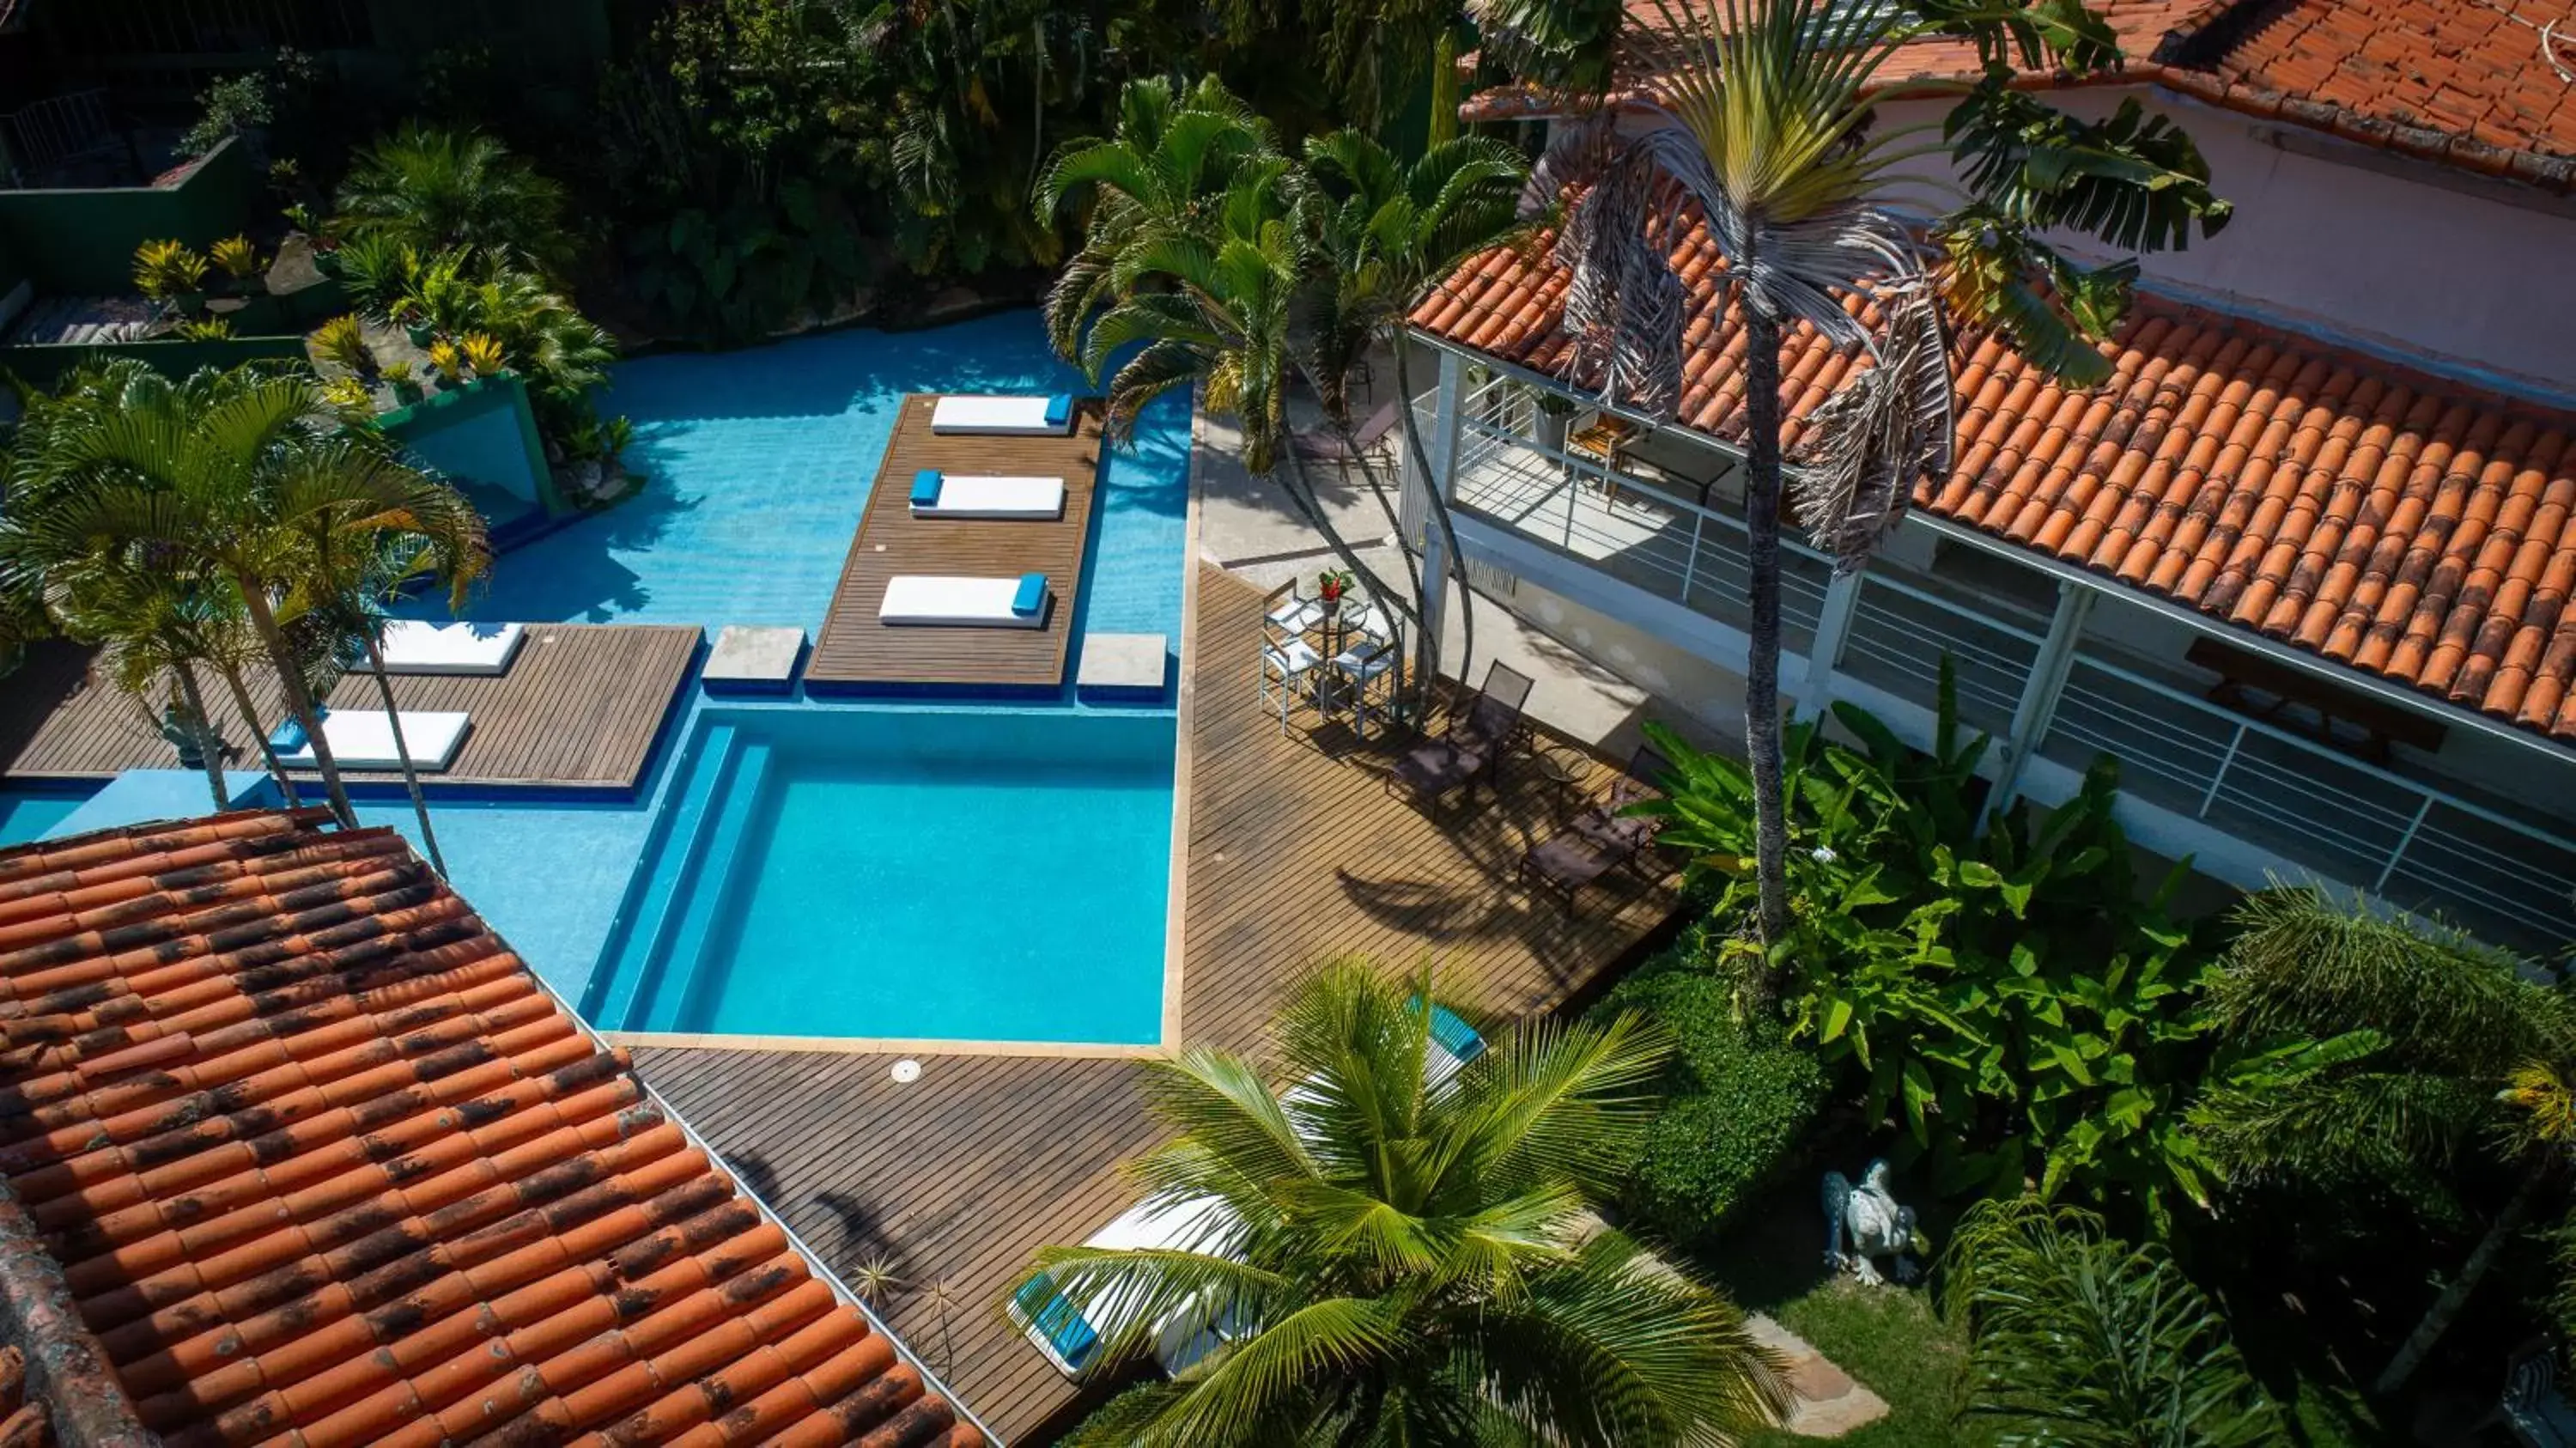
[629,739,772,1032]
[584,721,738,1030]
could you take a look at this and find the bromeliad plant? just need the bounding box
[1645,663,2225,1222]
[133,240,210,304]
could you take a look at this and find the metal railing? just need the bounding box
[1435,372,2576,952]
[1450,378,1829,655]
[0,90,117,188]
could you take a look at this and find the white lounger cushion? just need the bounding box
[379,620,526,674]
[274,710,473,771]
[911,474,1066,520]
[930,394,1074,436]
[878,575,1048,628]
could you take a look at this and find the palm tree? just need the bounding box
[284,449,490,877]
[334,124,574,277]
[1302,129,1529,699]
[1042,88,1430,650]
[49,563,238,810]
[2192,888,2576,1394]
[1944,1197,2280,1445]
[1540,0,2227,964]
[1010,960,1789,1445]
[6,364,474,830]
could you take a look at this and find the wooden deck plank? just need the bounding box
[805,394,1104,691]
[634,566,1682,1441]
[0,624,700,793]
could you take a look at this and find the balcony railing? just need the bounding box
[1435,372,2576,952]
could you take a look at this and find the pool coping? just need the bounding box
[604,387,1206,1060]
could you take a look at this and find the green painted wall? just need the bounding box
[380,374,563,520]
[0,138,256,296]
[0,335,311,389]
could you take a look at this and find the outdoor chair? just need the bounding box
[1563,744,1674,869]
[1330,635,1403,741]
[1258,618,1325,735]
[1384,661,1534,810]
[1263,578,1326,636]
[1291,399,1400,469]
[1516,745,1674,915]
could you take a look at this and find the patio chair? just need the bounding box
[1564,744,1674,867]
[1263,578,1326,636]
[1329,635,1403,740]
[1517,831,1624,916]
[1259,618,1325,735]
[1384,661,1534,809]
[1291,399,1400,466]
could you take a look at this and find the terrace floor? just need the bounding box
[632,567,1683,1441]
[0,624,701,793]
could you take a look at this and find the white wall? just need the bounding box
[1869,88,2576,404]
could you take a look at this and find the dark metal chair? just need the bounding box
[1385,661,1535,810]
[1518,745,1675,915]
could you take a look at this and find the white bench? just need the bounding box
[271,710,472,771]
[379,620,526,674]
[878,574,1049,628]
[907,471,1066,520]
[929,393,1076,436]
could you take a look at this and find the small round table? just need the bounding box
[1532,746,1589,812]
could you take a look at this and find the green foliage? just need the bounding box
[1026,959,1792,1446]
[311,314,374,376]
[209,235,262,283]
[1598,946,1828,1244]
[1943,1198,2280,1446]
[1645,666,2222,1222]
[178,73,273,161]
[172,317,236,342]
[335,125,574,276]
[132,240,210,301]
[625,184,868,344]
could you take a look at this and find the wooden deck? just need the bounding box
[635,568,1682,1441]
[0,624,701,793]
[805,395,1103,691]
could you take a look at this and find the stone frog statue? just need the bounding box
[1822,1159,1920,1287]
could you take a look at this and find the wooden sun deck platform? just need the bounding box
[0,624,701,793]
[634,568,1683,1441]
[805,393,1103,691]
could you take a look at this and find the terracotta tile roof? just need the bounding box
[1411,210,2576,742]
[1461,0,2576,192]
[0,809,987,1448]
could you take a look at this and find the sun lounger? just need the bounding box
[1291,399,1400,463]
[1386,661,1535,809]
[906,470,1066,520]
[1012,1193,1247,1378]
[878,573,1050,628]
[269,709,471,772]
[1565,745,1673,860]
[377,620,526,675]
[929,393,1077,436]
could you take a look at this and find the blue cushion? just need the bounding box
[1012,572,1047,616]
[909,469,943,506]
[1425,1001,1486,1062]
[1044,393,1073,428]
[1013,1273,1098,1370]
[269,719,308,752]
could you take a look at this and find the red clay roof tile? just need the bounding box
[1413,205,2576,740]
[0,809,984,1448]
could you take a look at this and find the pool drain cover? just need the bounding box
[890,1059,922,1084]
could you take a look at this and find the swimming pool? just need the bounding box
[582,706,1173,1045]
[0,789,95,848]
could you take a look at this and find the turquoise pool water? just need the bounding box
[584,706,1171,1044]
[0,790,94,848]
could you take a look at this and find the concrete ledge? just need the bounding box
[1077,632,1170,699]
[702,626,806,695]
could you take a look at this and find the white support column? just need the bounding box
[1413,349,1467,665]
[1988,581,2096,815]
[1795,569,1865,718]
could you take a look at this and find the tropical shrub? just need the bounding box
[177,73,272,161]
[1648,666,2224,1221]
[132,240,210,301]
[458,332,507,378]
[173,317,235,342]
[311,314,373,375]
[1943,1198,2280,1445]
[334,124,574,275]
[426,339,465,385]
[1596,942,1827,1244]
[209,235,262,285]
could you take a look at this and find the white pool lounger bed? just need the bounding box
[906,470,1066,520]
[377,620,527,674]
[270,709,474,771]
[878,573,1050,628]
[927,393,1077,436]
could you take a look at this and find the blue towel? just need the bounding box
[910,469,943,506]
[1044,393,1073,428]
[269,719,308,752]
[1013,1273,1099,1370]
[1012,572,1047,616]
